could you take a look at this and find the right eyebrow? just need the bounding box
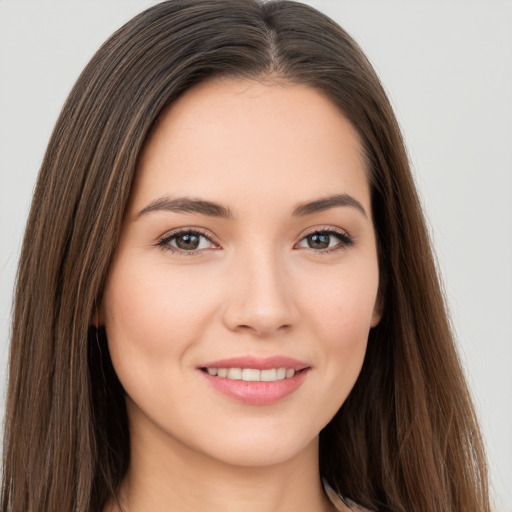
[136,196,234,219]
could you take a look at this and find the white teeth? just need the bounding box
[285,368,295,378]
[205,367,297,381]
[242,368,260,381]
[260,368,277,381]
[276,367,286,379]
[227,367,242,380]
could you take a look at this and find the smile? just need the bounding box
[203,367,296,381]
[198,356,310,405]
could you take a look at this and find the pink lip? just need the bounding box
[198,356,311,405]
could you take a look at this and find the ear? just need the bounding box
[370,290,384,328]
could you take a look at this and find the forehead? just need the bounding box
[131,78,370,216]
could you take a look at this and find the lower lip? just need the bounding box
[200,369,309,405]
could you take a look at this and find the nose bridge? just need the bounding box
[222,242,295,336]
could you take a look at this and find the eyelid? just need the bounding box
[297,225,352,240]
[298,224,351,238]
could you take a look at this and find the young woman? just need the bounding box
[2,1,490,511]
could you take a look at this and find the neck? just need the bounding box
[106,404,335,512]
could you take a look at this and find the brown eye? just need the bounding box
[175,233,200,250]
[306,233,330,249]
[297,229,353,252]
[159,230,216,253]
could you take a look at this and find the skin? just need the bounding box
[101,77,381,512]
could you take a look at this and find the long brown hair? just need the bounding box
[2,1,490,511]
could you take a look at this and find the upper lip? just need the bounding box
[199,356,310,371]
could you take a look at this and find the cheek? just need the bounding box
[101,261,219,380]
[299,261,379,399]
[302,259,379,340]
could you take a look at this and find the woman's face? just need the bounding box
[101,78,381,468]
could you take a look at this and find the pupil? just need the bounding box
[176,234,199,250]
[308,233,329,249]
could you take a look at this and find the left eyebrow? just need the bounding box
[292,194,367,218]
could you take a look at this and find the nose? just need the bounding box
[221,248,297,337]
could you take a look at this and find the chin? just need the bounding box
[194,427,319,468]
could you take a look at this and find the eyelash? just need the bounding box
[157,227,354,256]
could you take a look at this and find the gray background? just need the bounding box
[1,1,511,510]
